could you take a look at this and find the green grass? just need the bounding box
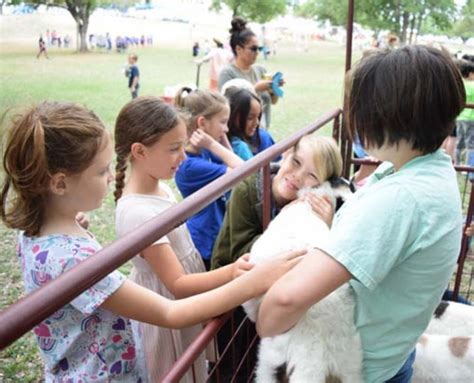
[0,38,348,381]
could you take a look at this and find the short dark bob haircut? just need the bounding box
[348,45,466,154]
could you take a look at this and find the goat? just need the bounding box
[242,179,362,382]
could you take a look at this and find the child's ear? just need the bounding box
[130,142,146,160]
[49,173,67,196]
[196,115,207,131]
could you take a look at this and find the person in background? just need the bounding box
[37,34,49,59]
[197,38,233,91]
[454,59,474,166]
[126,53,140,99]
[192,42,200,57]
[218,17,283,129]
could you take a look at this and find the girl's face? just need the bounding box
[202,106,230,140]
[236,35,259,66]
[66,135,114,212]
[244,99,261,137]
[141,120,187,180]
[272,140,321,205]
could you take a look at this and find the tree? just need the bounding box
[0,0,21,15]
[294,0,346,26]
[25,0,134,52]
[295,0,457,45]
[210,0,287,24]
[452,0,474,43]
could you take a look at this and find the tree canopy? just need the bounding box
[210,0,287,24]
[452,0,474,43]
[295,0,458,44]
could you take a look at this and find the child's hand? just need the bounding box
[305,194,334,228]
[465,222,474,237]
[75,212,89,230]
[189,128,214,150]
[231,253,254,279]
[251,248,307,294]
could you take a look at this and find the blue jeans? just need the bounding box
[385,349,416,383]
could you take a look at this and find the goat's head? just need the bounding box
[298,177,354,212]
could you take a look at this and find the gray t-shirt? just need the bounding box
[218,63,272,129]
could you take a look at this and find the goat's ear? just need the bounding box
[335,197,345,212]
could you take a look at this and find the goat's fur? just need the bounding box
[412,300,474,382]
[243,181,363,382]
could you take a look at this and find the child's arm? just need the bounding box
[131,75,139,93]
[101,248,306,329]
[219,134,233,150]
[256,248,351,337]
[142,243,252,298]
[190,129,244,170]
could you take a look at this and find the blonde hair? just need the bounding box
[295,135,343,182]
[114,96,183,202]
[174,87,228,134]
[1,102,106,236]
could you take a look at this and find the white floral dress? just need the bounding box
[17,232,146,382]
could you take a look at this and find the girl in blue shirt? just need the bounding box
[175,88,244,269]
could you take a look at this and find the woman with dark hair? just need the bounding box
[218,17,281,129]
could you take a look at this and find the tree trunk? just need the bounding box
[408,14,416,44]
[65,1,91,52]
[77,21,89,52]
[414,12,424,44]
[400,11,410,45]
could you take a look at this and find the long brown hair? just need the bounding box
[114,96,182,202]
[1,102,106,236]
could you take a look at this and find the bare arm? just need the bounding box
[190,129,244,169]
[142,244,252,299]
[256,248,351,337]
[131,75,139,91]
[219,134,233,150]
[101,249,306,329]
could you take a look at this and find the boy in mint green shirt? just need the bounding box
[257,46,465,382]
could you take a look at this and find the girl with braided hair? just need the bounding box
[113,95,250,382]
